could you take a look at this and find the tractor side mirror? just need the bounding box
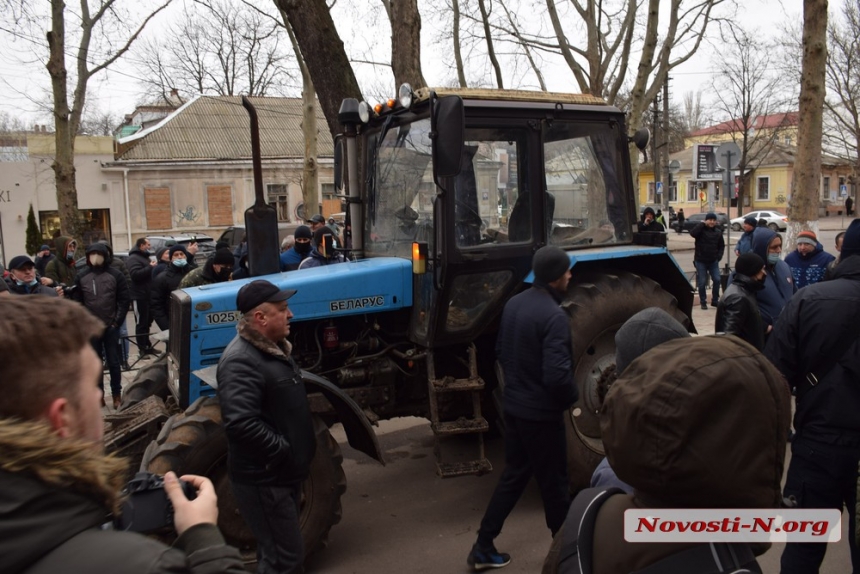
[431,94,464,182]
[333,136,344,192]
[629,128,650,152]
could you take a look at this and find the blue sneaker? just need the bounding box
[467,543,511,570]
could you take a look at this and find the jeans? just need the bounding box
[694,259,721,304]
[119,320,129,362]
[477,413,570,548]
[133,298,153,352]
[232,482,304,574]
[94,326,122,397]
[780,437,860,573]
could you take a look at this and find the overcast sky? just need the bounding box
[0,0,803,128]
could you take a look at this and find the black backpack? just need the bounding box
[557,487,760,574]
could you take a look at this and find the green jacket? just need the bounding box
[44,236,77,286]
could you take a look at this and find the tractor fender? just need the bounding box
[301,370,385,466]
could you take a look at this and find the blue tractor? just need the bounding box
[110,86,694,560]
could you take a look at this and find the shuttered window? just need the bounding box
[207,185,233,226]
[144,187,171,230]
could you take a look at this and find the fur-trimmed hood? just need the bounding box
[0,418,128,572]
[237,315,293,359]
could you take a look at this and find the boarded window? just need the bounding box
[144,187,172,230]
[207,185,233,226]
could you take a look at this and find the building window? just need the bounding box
[756,177,770,201]
[144,187,172,230]
[267,183,289,222]
[687,180,697,202]
[822,176,831,200]
[40,209,111,246]
[206,185,233,226]
[647,181,655,203]
[784,135,791,146]
[668,181,678,203]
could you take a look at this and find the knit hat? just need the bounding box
[532,246,571,284]
[212,249,234,266]
[169,245,188,258]
[39,244,50,252]
[705,212,717,220]
[841,218,860,260]
[796,230,817,246]
[743,216,757,227]
[735,252,765,278]
[614,308,690,374]
[295,225,313,240]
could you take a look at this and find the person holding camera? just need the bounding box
[0,296,245,574]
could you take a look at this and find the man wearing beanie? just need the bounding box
[734,216,758,256]
[690,212,725,309]
[715,252,767,350]
[280,225,314,271]
[180,249,235,288]
[766,218,860,573]
[33,244,54,277]
[150,245,192,331]
[784,229,835,289]
[467,246,578,571]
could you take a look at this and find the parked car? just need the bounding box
[217,223,299,252]
[671,212,729,233]
[147,234,215,265]
[729,210,788,232]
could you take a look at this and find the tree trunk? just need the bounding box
[789,0,828,245]
[283,12,319,221]
[390,0,427,91]
[452,0,467,87]
[277,0,362,137]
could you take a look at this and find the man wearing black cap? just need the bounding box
[279,225,313,271]
[690,212,725,310]
[217,280,315,574]
[179,249,234,288]
[715,252,767,350]
[306,213,326,232]
[33,245,54,277]
[467,246,579,571]
[5,256,60,297]
[734,216,757,256]
[766,218,860,573]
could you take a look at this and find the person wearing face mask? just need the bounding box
[180,249,235,288]
[44,236,79,287]
[279,225,313,271]
[742,227,795,333]
[70,242,130,409]
[5,256,60,297]
[151,245,192,332]
[715,252,768,350]
[298,227,345,269]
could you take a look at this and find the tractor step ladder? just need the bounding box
[427,344,492,478]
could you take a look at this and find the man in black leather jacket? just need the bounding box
[715,252,767,350]
[217,280,316,574]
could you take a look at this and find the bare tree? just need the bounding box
[2,0,171,239]
[712,27,790,217]
[389,0,427,90]
[681,90,708,133]
[790,0,828,242]
[452,0,468,87]
[136,0,295,101]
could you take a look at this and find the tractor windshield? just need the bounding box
[365,117,434,259]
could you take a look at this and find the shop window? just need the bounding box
[39,209,111,246]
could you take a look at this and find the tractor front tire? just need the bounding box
[141,396,346,561]
[563,270,689,493]
[121,355,169,411]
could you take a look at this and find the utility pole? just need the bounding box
[662,78,671,213]
[652,97,661,206]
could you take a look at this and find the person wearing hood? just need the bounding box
[298,227,345,269]
[545,335,790,574]
[231,252,250,280]
[70,242,130,409]
[734,216,757,256]
[279,225,313,271]
[637,206,664,233]
[766,218,860,573]
[44,236,78,287]
[151,245,192,332]
[33,244,54,277]
[5,256,60,297]
[743,227,795,330]
[0,296,246,574]
[180,249,234,288]
[467,246,578,571]
[715,252,767,350]
[126,238,157,356]
[784,229,835,289]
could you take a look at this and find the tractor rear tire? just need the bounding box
[563,270,689,493]
[141,396,346,561]
[121,356,169,411]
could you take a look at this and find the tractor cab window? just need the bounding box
[456,130,528,248]
[543,121,632,246]
[365,117,434,259]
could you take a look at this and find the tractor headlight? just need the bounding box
[398,83,413,109]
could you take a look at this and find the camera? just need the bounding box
[58,283,78,296]
[114,471,197,534]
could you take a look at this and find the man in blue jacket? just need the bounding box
[784,229,835,288]
[467,246,578,571]
[748,227,795,331]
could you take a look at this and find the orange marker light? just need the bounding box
[387,98,397,109]
[374,103,384,114]
[412,242,427,274]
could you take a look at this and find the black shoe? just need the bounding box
[467,544,511,571]
[700,303,708,310]
[711,300,719,307]
[121,360,131,371]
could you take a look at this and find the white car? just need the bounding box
[730,210,788,232]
